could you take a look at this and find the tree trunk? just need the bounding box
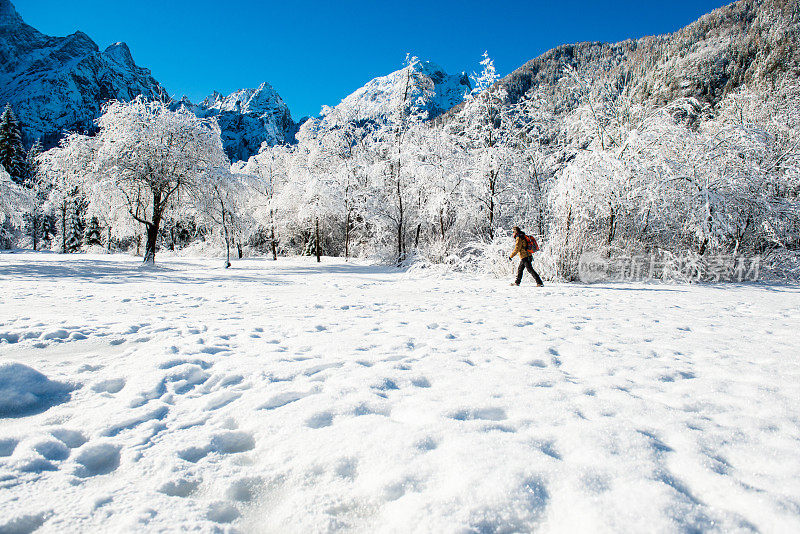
[415,223,421,249]
[607,204,616,257]
[107,227,112,253]
[220,205,231,268]
[344,210,350,261]
[143,190,163,264]
[487,171,497,241]
[270,222,277,261]
[237,243,243,259]
[396,177,405,265]
[143,223,158,264]
[315,217,321,263]
[32,215,38,251]
[60,203,67,253]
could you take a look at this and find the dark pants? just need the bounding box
[516,256,543,285]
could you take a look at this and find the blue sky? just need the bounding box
[15,0,730,119]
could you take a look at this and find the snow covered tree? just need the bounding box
[84,216,103,247]
[235,144,293,260]
[459,52,515,240]
[315,106,372,260]
[23,140,43,188]
[194,169,251,268]
[0,165,31,248]
[39,133,98,253]
[88,98,230,264]
[64,193,84,252]
[379,54,432,263]
[23,140,52,250]
[0,104,26,184]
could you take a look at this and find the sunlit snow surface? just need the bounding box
[1,253,799,533]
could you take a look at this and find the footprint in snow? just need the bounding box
[50,429,87,448]
[31,439,70,461]
[0,438,19,457]
[415,437,438,451]
[159,358,212,370]
[0,512,50,534]
[205,391,242,410]
[372,378,399,391]
[73,442,121,477]
[176,431,255,463]
[548,348,562,366]
[158,477,201,498]
[303,362,343,377]
[306,412,334,429]
[259,390,313,410]
[225,476,264,502]
[206,502,240,524]
[91,378,126,394]
[448,407,507,421]
[351,403,390,417]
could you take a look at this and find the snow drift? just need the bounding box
[0,362,73,417]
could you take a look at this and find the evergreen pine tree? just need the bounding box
[0,219,15,250]
[65,205,82,252]
[85,216,102,247]
[64,187,87,253]
[0,104,26,183]
[24,139,43,188]
[40,213,56,249]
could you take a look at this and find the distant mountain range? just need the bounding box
[0,0,299,160]
[0,0,472,161]
[2,0,797,161]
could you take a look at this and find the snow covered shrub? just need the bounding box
[406,228,554,280]
[760,249,800,283]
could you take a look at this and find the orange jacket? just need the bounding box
[510,235,532,259]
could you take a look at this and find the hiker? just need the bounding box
[509,226,544,287]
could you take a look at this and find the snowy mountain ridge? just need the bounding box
[318,60,471,129]
[0,0,166,148]
[172,83,296,162]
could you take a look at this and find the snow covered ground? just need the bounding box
[0,252,799,533]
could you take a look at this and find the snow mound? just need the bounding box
[74,442,121,477]
[0,362,73,417]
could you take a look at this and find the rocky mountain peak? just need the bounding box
[0,0,21,23]
[0,0,165,147]
[103,42,135,68]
